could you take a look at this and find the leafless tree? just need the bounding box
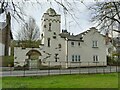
[90,1,120,33]
[0,0,84,29]
[2,1,119,32]
[16,17,40,41]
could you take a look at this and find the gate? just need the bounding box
[26,49,41,69]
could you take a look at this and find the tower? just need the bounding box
[41,8,61,46]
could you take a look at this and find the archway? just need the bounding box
[26,50,41,69]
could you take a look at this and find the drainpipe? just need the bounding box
[66,38,68,68]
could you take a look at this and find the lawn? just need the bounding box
[2,73,118,88]
[0,77,2,89]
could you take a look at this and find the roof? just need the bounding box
[59,27,107,42]
[76,27,98,36]
[46,8,57,15]
[59,30,83,41]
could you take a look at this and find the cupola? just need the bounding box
[46,8,56,15]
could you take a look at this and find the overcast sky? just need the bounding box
[0,1,97,39]
[23,1,95,33]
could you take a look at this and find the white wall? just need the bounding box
[67,29,107,67]
[40,10,67,67]
[0,43,5,56]
[14,47,41,66]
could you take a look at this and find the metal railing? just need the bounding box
[2,61,120,77]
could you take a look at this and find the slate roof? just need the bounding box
[59,30,83,41]
[59,27,107,42]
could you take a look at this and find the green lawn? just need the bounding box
[0,77,2,89]
[2,73,118,88]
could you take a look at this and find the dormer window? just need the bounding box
[49,23,51,31]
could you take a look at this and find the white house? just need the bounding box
[14,8,110,68]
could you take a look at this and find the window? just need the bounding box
[53,32,57,39]
[78,55,80,61]
[72,55,81,62]
[53,36,56,39]
[49,23,51,31]
[75,55,77,62]
[93,55,99,62]
[22,47,26,49]
[44,25,46,28]
[55,53,58,62]
[92,41,98,48]
[78,42,80,46]
[48,38,50,47]
[71,42,74,46]
[72,55,74,62]
[54,32,56,35]
[58,44,61,48]
[41,33,43,38]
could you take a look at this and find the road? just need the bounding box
[1,66,119,77]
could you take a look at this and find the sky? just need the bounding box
[21,1,95,34]
[0,0,101,39]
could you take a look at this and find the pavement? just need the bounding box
[1,66,119,77]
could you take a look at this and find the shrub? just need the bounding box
[2,56,14,67]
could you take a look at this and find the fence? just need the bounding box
[2,61,120,77]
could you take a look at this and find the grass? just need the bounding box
[2,73,118,88]
[0,77,2,89]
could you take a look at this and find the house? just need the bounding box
[0,12,13,66]
[14,8,109,68]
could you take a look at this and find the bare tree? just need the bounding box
[16,17,40,41]
[2,1,119,32]
[90,1,120,33]
[0,0,84,27]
